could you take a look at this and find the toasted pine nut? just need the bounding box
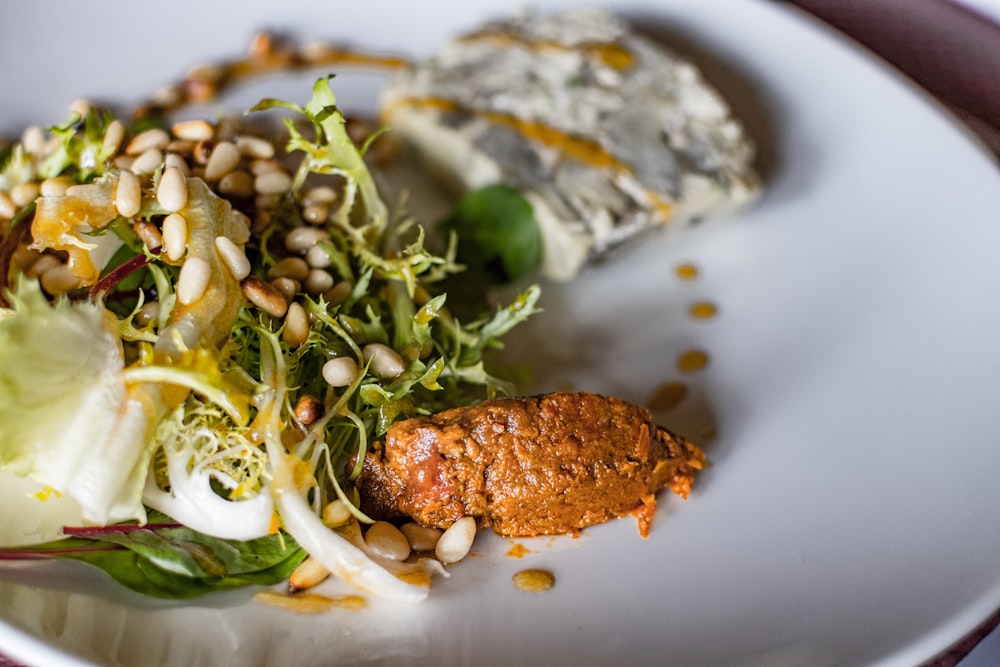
[156,167,188,212]
[324,281,353,307]
[161,213,188,261]
[40,263,81,295]
[293,394,324,426]
[218,170,254,198]
[171,119,215,142]
[0,191,17,219]
[204,141,242,181]
[304,185,338,206]
[363,343,406,379]
[254,170,293,195]
[126,128,170,156]
[176,257,211,305]
[135,300,160,327]
[113,155,135,171]
[435,516,476,564]
[235,135,274,160]
[305,244,332,269]
[270,277,298,302]
[249,158,283,175]
[287,556,331,593]
[134,220,163,253]
[40,176,74,198]
[283,302,309,348]
[69,99,91,119]
[102,120,125,154]
[130,147,164,174]
[164,152,190,177]
[322,500,352,528]
[65,183,103,198]
[21,126,47,155]
[400,523,443,553]
[365,522,411,561]
[213,236,251,280]
[301,203,330,226]
[322,356,359,387]
[268,256,309,282]
[285,227,330,253]
[114,170,142,217]
[242,275,288,317]
[10,182,39,208]
[304,269,335,295]
[192,139,213,165]
[26,253,61,278]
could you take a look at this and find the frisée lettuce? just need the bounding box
[0,76,539,601]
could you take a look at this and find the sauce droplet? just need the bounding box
[688,301,717,320]
[675,263,698,281]
[507,542,534,559]
[512,568,556,593]
[648,382,688,412]
[676,349,709,374]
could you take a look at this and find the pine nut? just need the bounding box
[69,99,91,119]
[254,170,293,195]
[249,159,283,176]
[126,128,170,156]
[21,126,47,155]
[303,269,332,295]
[161,213,188,261]
[26,253,61,278]
[287,556,331,593]
[283,302,309,348]
[214,236,251,280]
[12,245,38,272]
[156,167,188,212]
[324,281,353,307]
[134,220,163,252]
[400,523,443,553]
[0,191,17,219]
[218,170,254,198]
[301,203,330,225]
[271,277,300,301]
[435,516,476,564]
[102,120,125,154]
[322,500,352,528]
[176,257,211,305]
[268,256,309,282]
[303,185,338,205]
[164,152,190,177]
[242,276,288,317]
[192,139,213,165]
[285,227,330,253]
[255,193,281,210]
[235,135,275,160]
[365,521,410,561]
[10,183,39,208]
[113,155,135,171]
[363,343,406,379]
[293,394,324,426]
[305,244,332,269]
[131,147,164,174]
[322,356,359,387]
[171,119,215,142]
[135,300,159,327]
[40,263,81,295]
[114,170,142,217]
[166,139,193,155]
[204,141,242,181]
[150,85,182,108]
[65,183,103,198]
[40,176,74,198]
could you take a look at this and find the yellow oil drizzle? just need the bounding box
[457,32,635,70]
[648,381,688,412]
[688,301,718,320]
[676,349,709,374]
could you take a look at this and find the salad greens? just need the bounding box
[0,76,540,601]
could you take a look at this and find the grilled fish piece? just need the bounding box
[380,7,760,280]
[355,392,705,538]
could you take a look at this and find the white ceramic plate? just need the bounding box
[2,1,1000,665]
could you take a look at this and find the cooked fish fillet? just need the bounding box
[355,392,705,538]
[380,7,760,280]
